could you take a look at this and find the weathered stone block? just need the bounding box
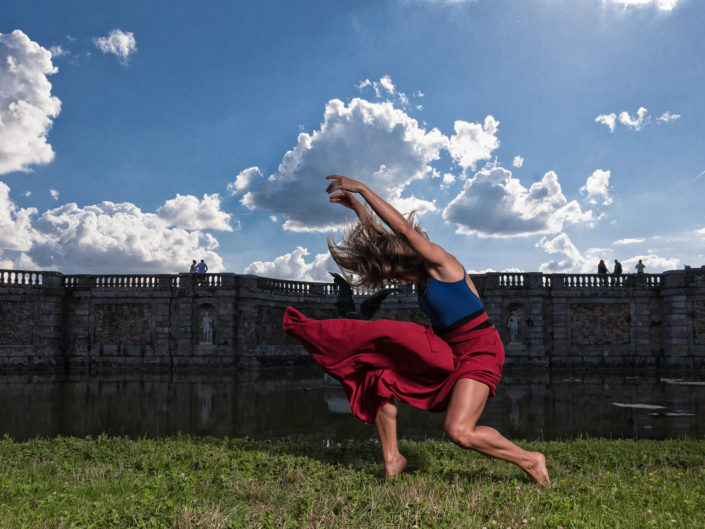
[95,303,152,345]
[694,300,705,344]
[570,303,629,345]
[0,301,34,345]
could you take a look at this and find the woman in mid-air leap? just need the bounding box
[283,175,550,486]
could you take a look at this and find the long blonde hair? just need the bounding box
[328,207,427,290]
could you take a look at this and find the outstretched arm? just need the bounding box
[326,175,454,273]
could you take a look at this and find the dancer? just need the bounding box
[283,175,549,486]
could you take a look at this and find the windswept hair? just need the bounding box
[328,207,428,290]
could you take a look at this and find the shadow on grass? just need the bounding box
[229,436,531,485]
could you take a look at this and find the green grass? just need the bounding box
[1,435,704,528]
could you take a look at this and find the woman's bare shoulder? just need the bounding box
[425,248,466,282]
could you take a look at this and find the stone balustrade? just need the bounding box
[0,270,45,286]
[1,267,703,371]
[1,270,667,294]
[63,274,177,289]
[497,272,525,287]
[258,276,313,294]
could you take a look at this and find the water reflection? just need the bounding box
[1,368,703,441]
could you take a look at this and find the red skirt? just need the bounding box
[283,307,505,424]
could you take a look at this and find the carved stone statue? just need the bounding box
[507,310,520,343]
[201,311,213,343]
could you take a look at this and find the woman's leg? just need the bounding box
[444,378,550,486]
[375,401,407,476]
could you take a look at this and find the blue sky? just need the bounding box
[1,0,703,279]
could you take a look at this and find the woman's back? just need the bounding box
[418,274,484,331]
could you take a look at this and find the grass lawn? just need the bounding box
[1,435,703,528]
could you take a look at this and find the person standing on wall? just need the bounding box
[283,175,550,486]
[195,259,208,286]
[597,260,608,274]
[635,259,646,274]
[597,259,608,285]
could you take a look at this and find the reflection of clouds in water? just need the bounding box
[610,403,665,409]
[661,378,705,386]
[506,388,524,430]
[3,370,703,440]
[324,393,352,414]
[322,373,338,387]
[509,398,520,429]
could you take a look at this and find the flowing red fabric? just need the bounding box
[283,307,505,424]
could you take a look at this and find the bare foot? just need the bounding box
[524,452,550,487]
[384,454,407,477]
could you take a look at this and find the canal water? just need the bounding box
[1,367,703,441]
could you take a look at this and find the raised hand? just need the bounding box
[325,174,366,195]
[329,189,362,211]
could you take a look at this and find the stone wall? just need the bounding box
[1,267,704,370]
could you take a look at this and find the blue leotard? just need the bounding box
[417,273,483,331]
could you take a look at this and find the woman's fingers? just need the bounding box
[325,174,348,193]
[326,174,363,195]
[326,178,342,193]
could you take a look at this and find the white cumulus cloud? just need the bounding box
[447,115,500,171]
[27,201,224,273]
[657,111,681,123]
[49,189,59,200]
[0,181,37,252]
[93,29,137,65]
[441,172,456,188]
[0,30,61,175]
[537,232,678,274]
[607,0,679,11]
[244,97,446,232]
[580,169,613,206]
[536,233,585,273]
[623,255,679,272]
[227,166,262,196]
[537,234,613,274]
[595,113,617,132]
[596,107,655,131]
[49,45,68,58]
[157,193,233,231]
[443,167,594,238]
[244,246,335,282]
[512,156,524,168]
[0,181,226,273]
[614,237,645,245]
[358,75,409,106]
[618,107,650,130]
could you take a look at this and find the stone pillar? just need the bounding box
[157,274,173,288]
[41,271,63,287]
[524,273,547,363]
[220,273,236,288]
[631,288,653,361]
[64,284,92,367]
[660,271,689,365]
[232,275,261,368]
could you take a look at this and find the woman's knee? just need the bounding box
[444,421,476,448]
[379,401,398,420]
